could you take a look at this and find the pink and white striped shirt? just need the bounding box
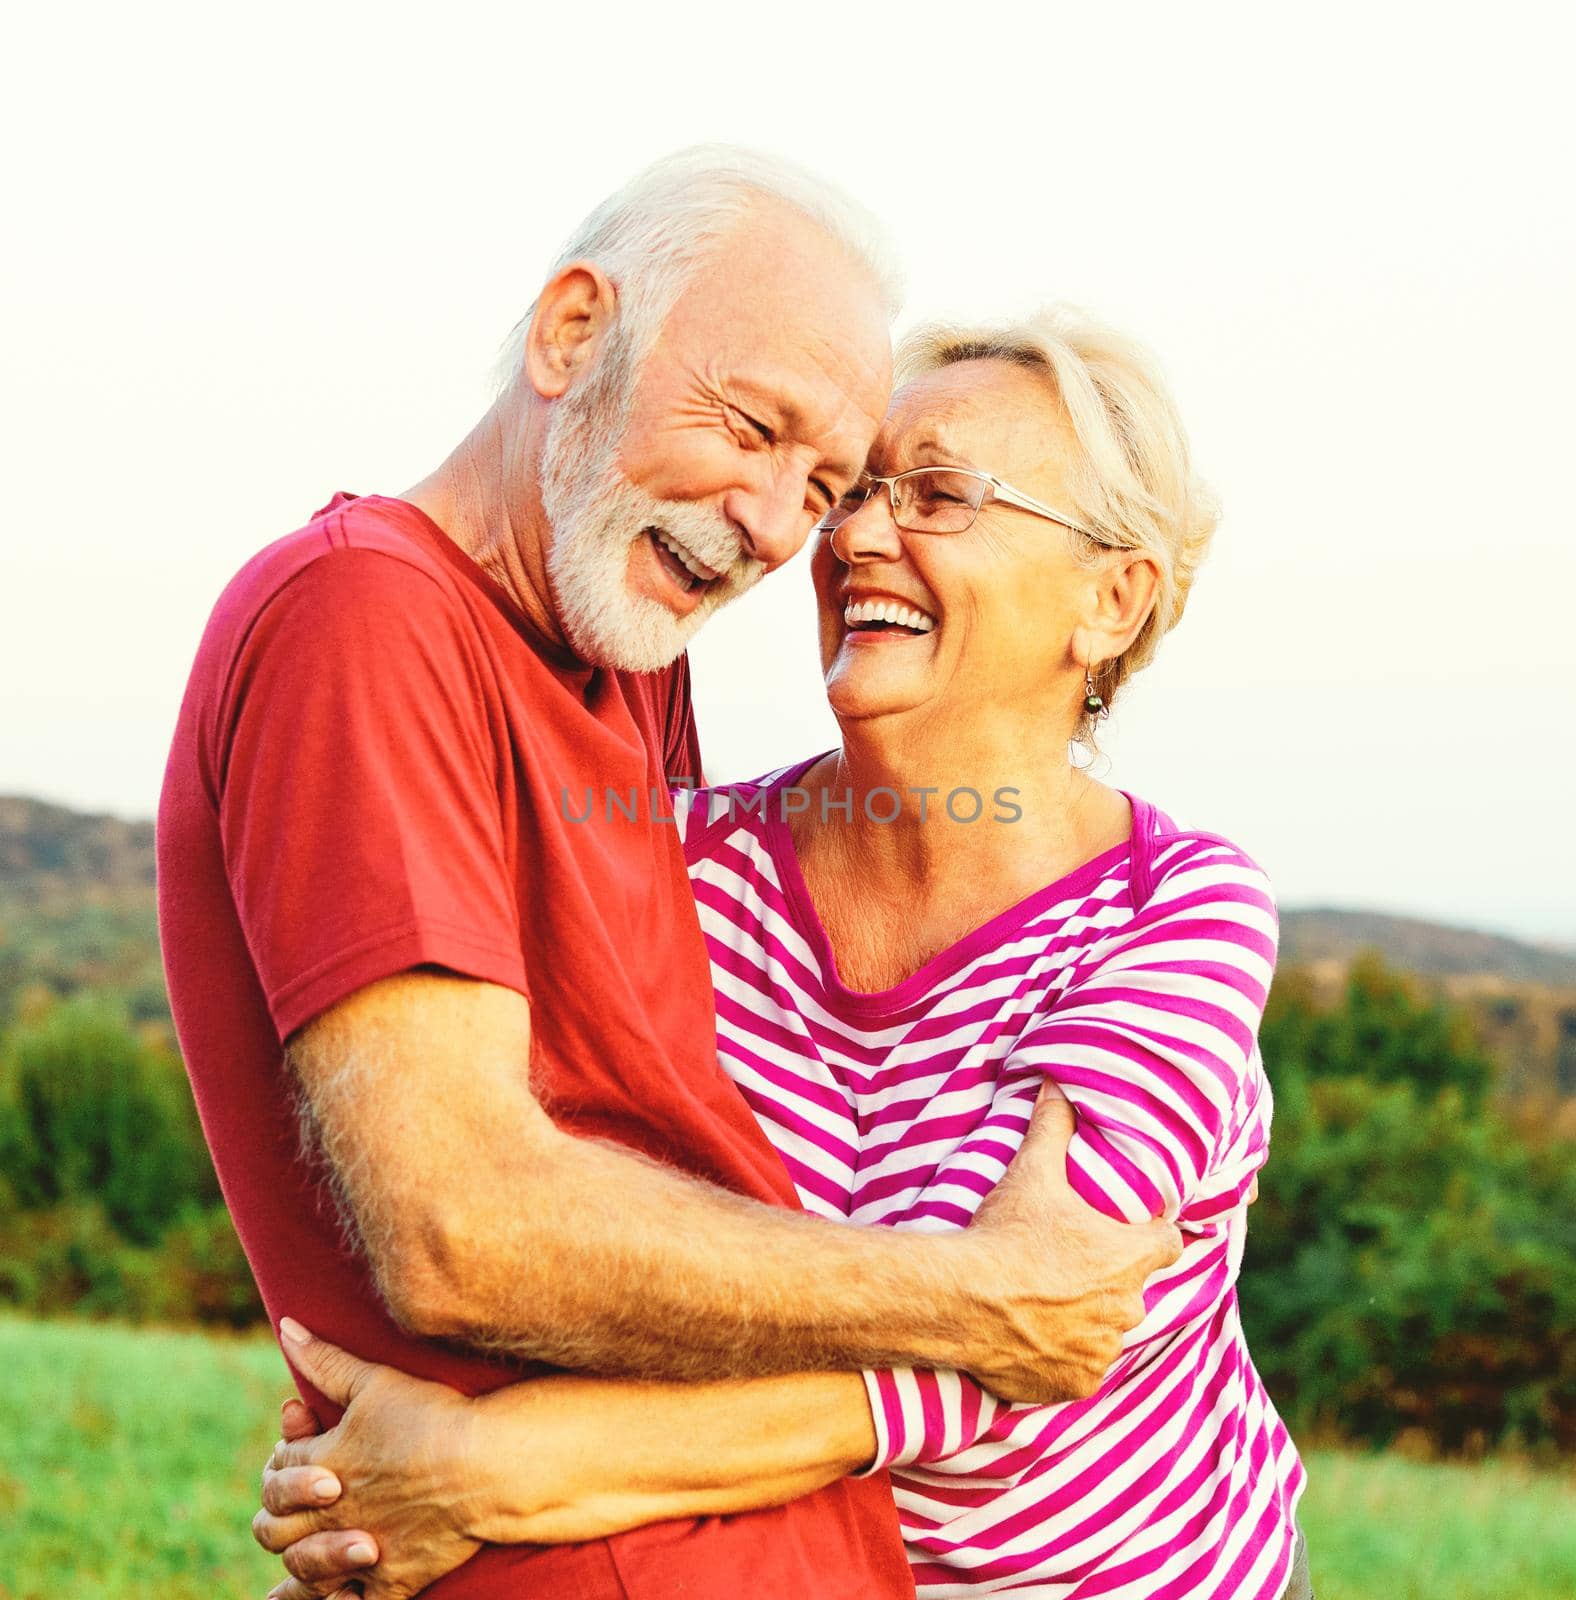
[677,760,1305,1600]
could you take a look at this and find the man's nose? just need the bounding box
[723,466,817,571]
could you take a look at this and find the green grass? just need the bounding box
[0,1316,288,1598]
[1294,1446,1576,1600]
[1,1315,1572,1599]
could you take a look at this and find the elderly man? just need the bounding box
[158,148,1178,1600]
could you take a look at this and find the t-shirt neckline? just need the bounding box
[325,491,592,676]
[761,752,1151,1016]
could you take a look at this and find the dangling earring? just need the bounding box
[1084,663,1108,719]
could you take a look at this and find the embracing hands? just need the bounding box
[251,1093,1191,1593]
[253,1320,484,1600]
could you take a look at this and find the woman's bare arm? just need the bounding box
[475,1368,878,1542]
[255,1326,881,1600]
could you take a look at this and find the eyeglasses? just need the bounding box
[818,465,1112,542]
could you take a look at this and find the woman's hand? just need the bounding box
[254,1320,885,1596]
[253,1320,484,1600]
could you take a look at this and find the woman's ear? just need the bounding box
[521,261,619,400]
[1070,552,1161,668]
[1108,552,1161,657]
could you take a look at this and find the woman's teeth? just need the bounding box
[843,597,936,634]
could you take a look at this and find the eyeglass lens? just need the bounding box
[822,469,989,533]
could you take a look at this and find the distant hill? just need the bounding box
[0,796,155,900]
[0,799,1571,1120]
[0,796,163,1026]
[1280,907,1576,987]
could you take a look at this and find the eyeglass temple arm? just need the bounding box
[987,475,1099,539]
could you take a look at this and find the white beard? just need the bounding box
[540,359,766,673]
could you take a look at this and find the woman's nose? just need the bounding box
[830,489,904,565]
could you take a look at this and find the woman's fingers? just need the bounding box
[279,1528,381,1585]
[261,1464,343,1517]
[281,1395,323,1441]
[265,1582,322,1600]
[278,1319,380,1408]
[269,1431,333,1474]
[267,1574,364,1600]
[252,1502,337,1555]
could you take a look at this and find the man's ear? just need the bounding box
[521,261,618,400]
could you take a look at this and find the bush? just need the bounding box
[0,997,261,1327]
[0,1199,173,1320]
[0,1199,264,1328]
[152,1204,266,1328]
[0,996,218,1245]
[1244,957,1576,1452]
[1264,953,1495,1108]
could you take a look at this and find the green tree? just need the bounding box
[1262,952,1494,1108]
[1245,956,1575,1451]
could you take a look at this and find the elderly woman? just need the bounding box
[254,307,1309,1600]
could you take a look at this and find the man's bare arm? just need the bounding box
[287,970,1180,1402]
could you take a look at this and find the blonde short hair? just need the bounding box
[894,306,1218,735]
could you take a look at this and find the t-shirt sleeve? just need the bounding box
[213,549,530,1041]
[1010,837,1279,1225]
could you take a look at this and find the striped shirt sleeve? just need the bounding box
[1018,836,1278,1225]
[857,1366,1013,1475]
[857,838,1278,1473]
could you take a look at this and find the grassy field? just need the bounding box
[2,1316,1572,1599]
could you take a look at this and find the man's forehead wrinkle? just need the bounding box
[812,326,890,422]
[731,340,888,485]
[816,329,894,474]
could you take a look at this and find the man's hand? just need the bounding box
[253,1321,483,1600]
[954,1090,1183,1403]
[288,973,1177,1399]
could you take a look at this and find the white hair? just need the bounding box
[494,144,904,394]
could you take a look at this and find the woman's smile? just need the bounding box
[840,589,938,641]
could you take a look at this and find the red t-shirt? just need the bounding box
[157,493,913,1600]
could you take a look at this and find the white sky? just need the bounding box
[3,3,1573,943]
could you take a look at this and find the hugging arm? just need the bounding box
[255,1329,883,1600]
[255,1090,1164,1600]
[288,973,1178,1399]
